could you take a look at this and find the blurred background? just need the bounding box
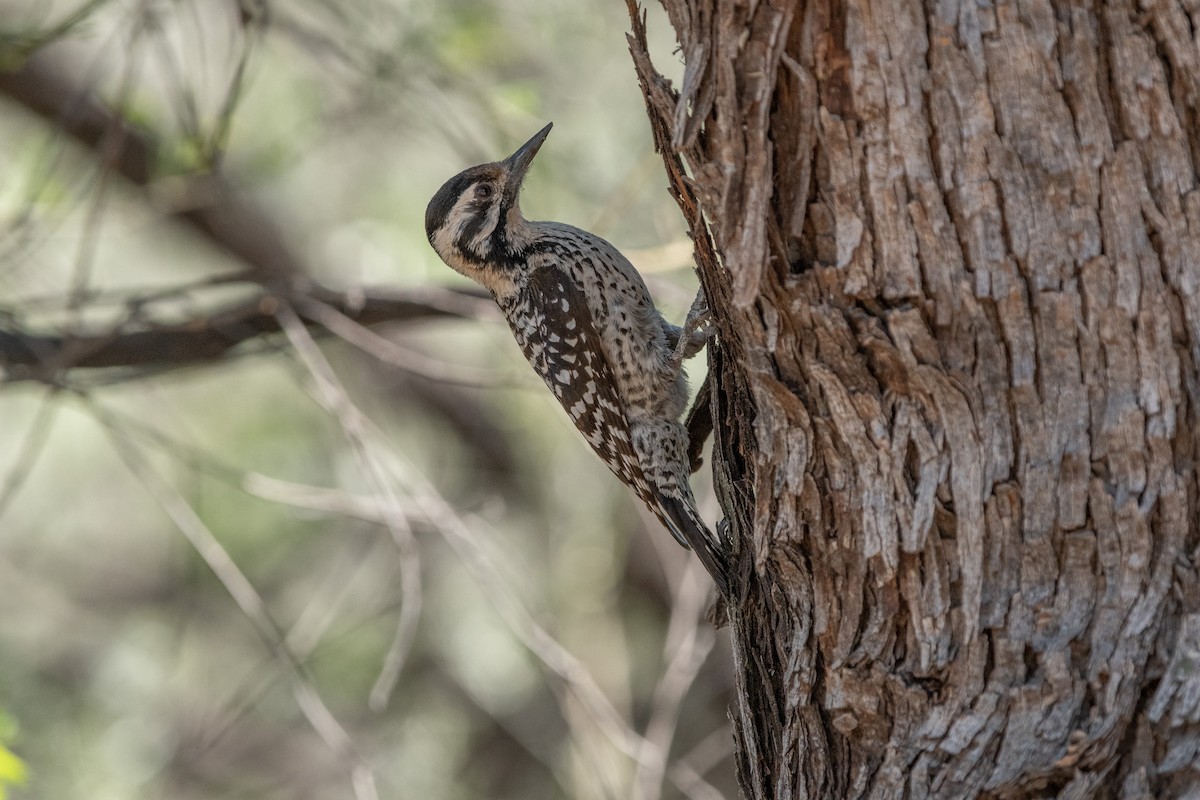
[0,1,734,798]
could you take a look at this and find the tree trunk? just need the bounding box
[628,0,1200,797]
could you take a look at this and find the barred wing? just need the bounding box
[504,267,653,501]
[501,267,728,591]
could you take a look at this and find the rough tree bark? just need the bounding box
[628,0,1200,797]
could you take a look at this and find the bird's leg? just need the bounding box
[681,287,715,354]
[667,288,715,372]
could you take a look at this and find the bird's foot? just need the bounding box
[669,289,716,371]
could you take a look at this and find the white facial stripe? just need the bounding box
[431,218,468,272]
[429,182,516,297]
[466,200,501,256]
[432,187,489,261]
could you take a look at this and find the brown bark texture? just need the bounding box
[628,0,1200,797]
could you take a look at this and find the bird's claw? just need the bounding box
[670,289,716,368]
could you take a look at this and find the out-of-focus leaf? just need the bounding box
[0,744,28,799]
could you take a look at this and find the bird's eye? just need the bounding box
[474,184,494,200]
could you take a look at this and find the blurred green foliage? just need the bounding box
[0,711,28,800]
[0,1,730,798]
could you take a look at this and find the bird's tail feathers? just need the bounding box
[655,493,729,596]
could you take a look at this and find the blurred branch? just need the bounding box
[0,388,60,524]
[1,50,296,283]
[0,49,152,181]
[0,51,493,382]
[0,0,113,67]
[94,401,382,800]
[405,460,663,768]
[633,561,717,800]
[668,727,734,800]
[277,306,423,713]
[434,670,576,798]
[0,284,489,380]
[296,296,503,388]
[275,306,666,771]
[244,473,426,527]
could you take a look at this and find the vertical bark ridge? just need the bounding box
[627,0,1199,796]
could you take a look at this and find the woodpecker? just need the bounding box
[425,123,728,593]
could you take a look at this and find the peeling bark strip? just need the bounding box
[628,1,1200,797]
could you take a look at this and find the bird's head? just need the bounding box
[425,123,552,296]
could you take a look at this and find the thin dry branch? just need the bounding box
[272,316,666,770]
[0,389,60,523]
[0,285,488,379]
[633,560,718,800]
[277,305,424,714]
[93,402,381,800]
[1,51,298,284]
[0,51,493,384]
[668,727,734,800]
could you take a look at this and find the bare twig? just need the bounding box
[0,52,495,389]
[243,473,419,526]
[433,666,578,798]
[67,16,142,320]
[206,2,263,168]
[0,388,60,527]
[632,560,717,800]
[294,296,507,388]
[94,403,381,800]
[275,305,665,773]
[0,0,113,66]
[284,535,390,661]
[668,726,734,800]
[277,305,423,713]
[402,459,662,767]
[0,51,295,284]
[0,285,488,379]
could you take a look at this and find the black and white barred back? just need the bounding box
[424,124,728,593]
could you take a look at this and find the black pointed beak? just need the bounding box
[502,123,552,195]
